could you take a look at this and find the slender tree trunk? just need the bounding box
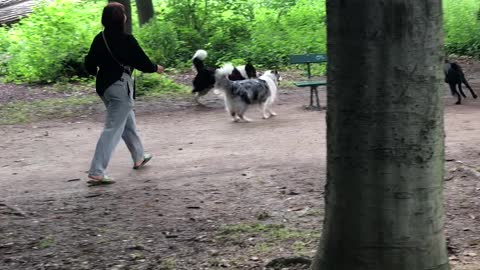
[135,0,154,25]
[109,0,132,34]
[312,1,449,270]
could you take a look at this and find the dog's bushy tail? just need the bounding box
[215,64,234,92]
[192,49,208,72]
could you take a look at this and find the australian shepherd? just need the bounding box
[214,66,280,122]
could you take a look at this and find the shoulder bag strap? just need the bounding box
[101,31,136,99]
[101,31,125,68]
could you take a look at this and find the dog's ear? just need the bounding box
[245,63,257,78]
[274,70,282,81]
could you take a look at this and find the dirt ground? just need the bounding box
[1,62,480,270]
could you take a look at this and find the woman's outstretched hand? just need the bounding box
[156,65,164,74]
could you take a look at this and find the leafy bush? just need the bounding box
[204,9,253,64]
[242,0,326,68]
[4,0,103,83]
[134,72,189,97]
[159,0,254,63]
[3,0,480,84]
[0,26,11,75]
[443,0,480,56]
[135,20,178,67]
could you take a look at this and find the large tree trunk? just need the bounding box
[109,0,132,34]
[135,0,154,25]
[312,1,449,270]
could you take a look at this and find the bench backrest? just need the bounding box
[289,54,327,79]
[289,54,327,64]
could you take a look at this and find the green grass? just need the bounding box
[48,80,96,94]
[0,95,98,125]
[38,235,55,249]
[219,223,320,241]
[291,240,314,256]
[220,223,284,235]
[217,223,320,259]
[0,73,191,125]
[135,73,190,98]
[159,258,177,270]
[300,209,323,217]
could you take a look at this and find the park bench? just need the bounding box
[289,54,327,109]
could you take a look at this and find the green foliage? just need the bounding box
[205,9,253,64]
[0,26,9,53]
[244,0,326,68]
[134,73,189,97]
[4,0,103,83]
[160,0,255,61]
[134,20,178,67]
[443,0,480,56]
[2,0,480,84]
[0,26,11,75]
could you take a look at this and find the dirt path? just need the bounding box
[1,79,480,269]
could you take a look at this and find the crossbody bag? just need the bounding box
[101,31,137,99]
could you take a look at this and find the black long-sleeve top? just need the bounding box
[85,30,158,96]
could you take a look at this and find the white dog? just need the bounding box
[214,67,280,122]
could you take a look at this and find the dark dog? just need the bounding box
[191,49,257,104]
[444,60,477,104]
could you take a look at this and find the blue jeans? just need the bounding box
[89,73,144,177]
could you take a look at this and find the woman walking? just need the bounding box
[85,2,164,185]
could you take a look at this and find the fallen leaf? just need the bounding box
[449,255,459,261]
[464,252,477,257]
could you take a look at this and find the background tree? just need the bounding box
[312,1,449,270]
[135,0,154,25]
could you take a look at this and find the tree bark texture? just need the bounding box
[312,1,449,270]
[0,0,37,24]
[135,0,154,25]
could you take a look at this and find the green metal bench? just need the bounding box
[289,54,327,109]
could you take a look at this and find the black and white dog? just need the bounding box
[444,60,477,104]
[191,49,257,104]
[215,66,280,122]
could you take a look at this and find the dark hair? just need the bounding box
[101,2,126,33]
